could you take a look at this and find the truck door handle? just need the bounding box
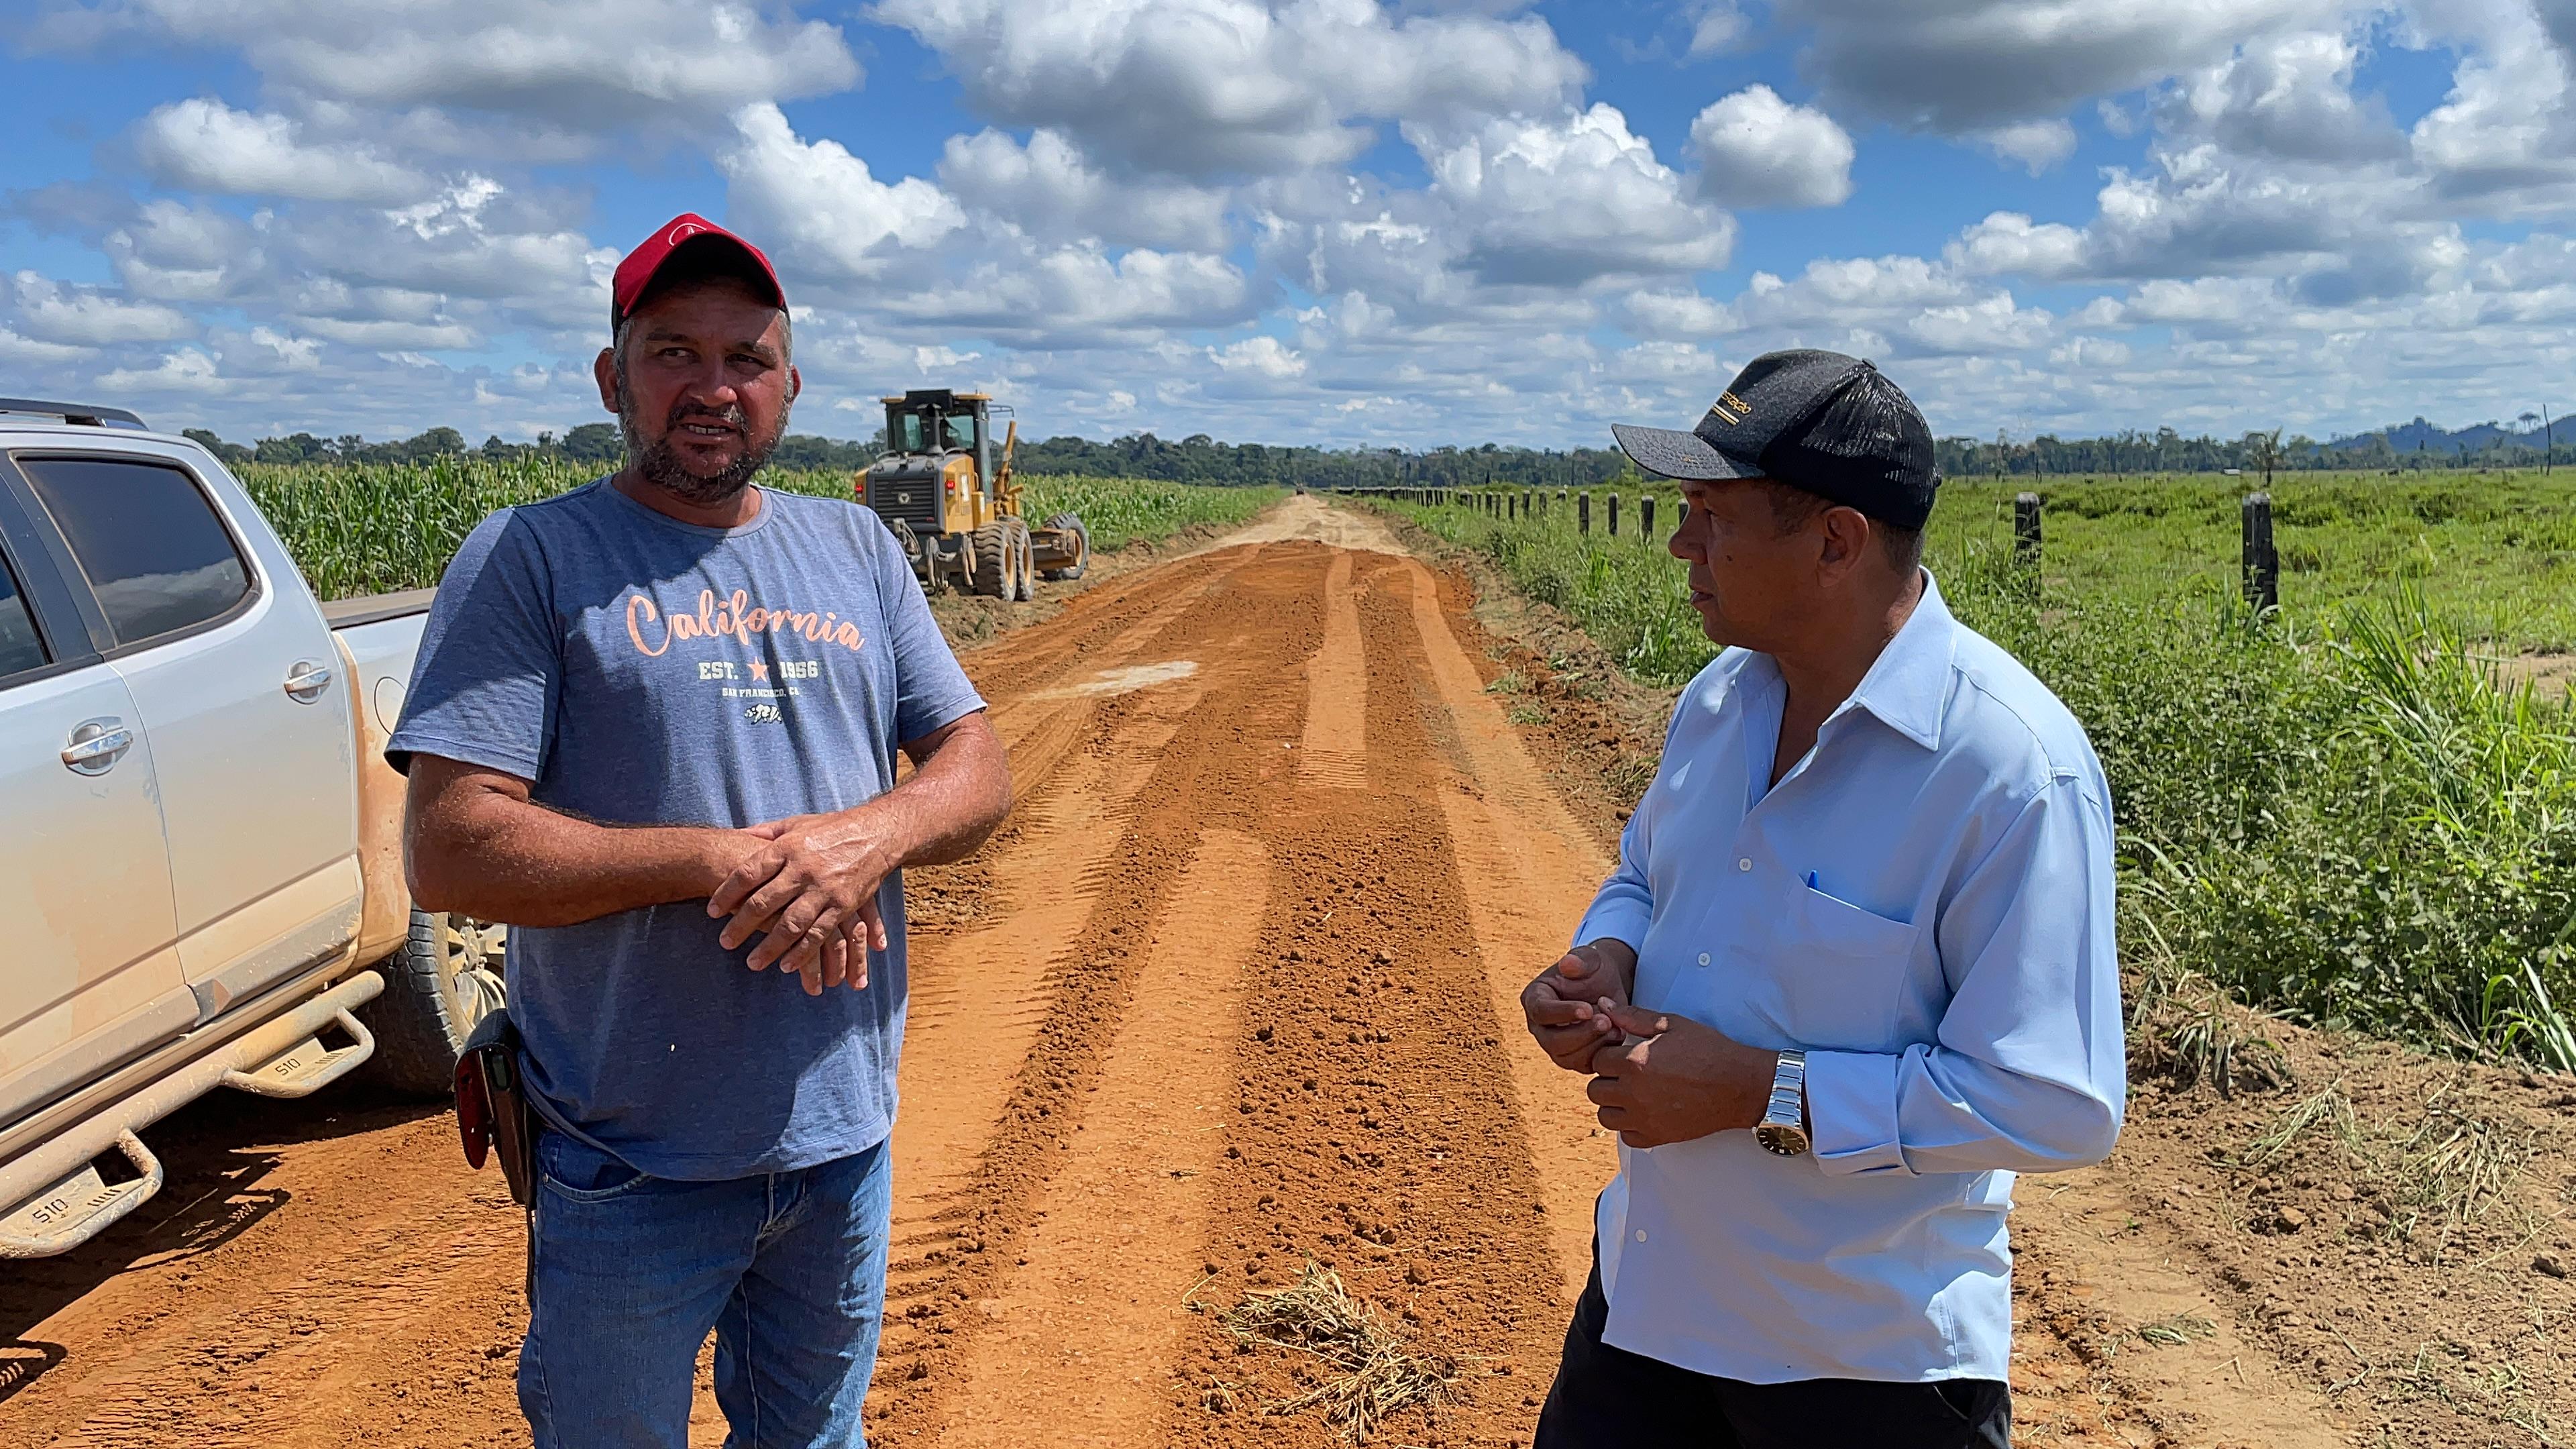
[283,661,334,701]
[62,718,135,775]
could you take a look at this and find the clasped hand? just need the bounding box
[706,813,895,997]
[1520,941,1777,1148]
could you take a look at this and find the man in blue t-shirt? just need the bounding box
[390,213,1010,1449]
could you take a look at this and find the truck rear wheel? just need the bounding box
[359,909,508,1098]
[1040,513,1089,581]
[971,523,1011,598]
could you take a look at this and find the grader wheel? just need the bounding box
[1006,517,1035,602]
[1040,512,1090,582]
[972,522,1011,598]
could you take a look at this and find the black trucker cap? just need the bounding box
[1611,349,1940,529]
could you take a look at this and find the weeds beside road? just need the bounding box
[1377,476,2576,1074]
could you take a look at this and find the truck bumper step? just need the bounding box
[0,1130,163,1260]
[0,971,384,1260]
[221,1008,376,1098]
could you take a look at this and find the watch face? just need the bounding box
[1756,1122,1811,1157]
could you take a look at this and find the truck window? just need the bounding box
[18,457,252,648]
[0,551,46,684]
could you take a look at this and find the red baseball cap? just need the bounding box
[610,213,784,330]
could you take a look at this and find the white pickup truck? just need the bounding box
[0,399,505,1259]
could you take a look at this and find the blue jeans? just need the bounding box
[519,1130,893,1449]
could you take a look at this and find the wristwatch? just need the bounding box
[1754,1051,1811,1157]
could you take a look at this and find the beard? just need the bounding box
[616,380,788,506]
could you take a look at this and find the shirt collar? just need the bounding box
[1837,571,1956,752]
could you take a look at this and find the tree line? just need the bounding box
[184,423,1642,488]
[1937,423,2568,478]
[186,417,2571,484]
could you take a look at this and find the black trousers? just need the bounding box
[1536,1262,2011,1449]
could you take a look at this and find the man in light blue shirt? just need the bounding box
[1521,350,2125,1448]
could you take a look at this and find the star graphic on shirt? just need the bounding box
[749,661,770,682]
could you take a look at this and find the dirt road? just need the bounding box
[5,498,2364,1446]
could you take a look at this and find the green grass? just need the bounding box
[236,457,1275,599]
[1372,473,2576,1068]
[1932,474,2576,653]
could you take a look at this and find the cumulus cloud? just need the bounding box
[1688,85,1856,209]
[98,347,225,393]
[104,200,269,303]
[1772,0,2343,133]
[294,315,481,350]
[1688,1,1753,56]
[1975,119,2078,174]
[0,327,94,366]
[1902,291,2053,355]
[2049,335,2132,368]
[1208,335,1307,378]
[1622,287,1737,341]
[869,0,1587,178]
[133,99,433,204]
[39,0,859,125]
[13,272,198,345]
[719,103,967,281]
[938,128,1228,250]
[1946,212,2088,279]
[288,178,600,313]
[881,244,1252,345]
[1415,105,1735,285]
[2162,28,2402,163]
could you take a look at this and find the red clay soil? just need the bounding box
[6,496,2570,1449]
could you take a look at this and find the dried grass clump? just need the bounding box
[2394,1103,2531,1228]
[1218,1263,1465,1443]
[2235,1081,2361,1169]
[2131,967,2296,1099]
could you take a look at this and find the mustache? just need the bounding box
[669,402,748,433]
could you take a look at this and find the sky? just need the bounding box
[8,1,2576,451]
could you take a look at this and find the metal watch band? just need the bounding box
[1756,1050,1809,1157]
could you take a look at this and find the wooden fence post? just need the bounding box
[2014,492,2041,568]
[1578,493,1592,534]
[2242,492,2278,613]
[1640,496,1656,537]
[1608,494,1621,537]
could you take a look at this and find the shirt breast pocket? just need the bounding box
[1726,883,1919,1053]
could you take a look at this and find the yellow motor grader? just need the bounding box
[855,390,1088,598]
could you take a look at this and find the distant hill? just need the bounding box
[2325,415,2572,455]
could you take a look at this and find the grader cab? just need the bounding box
[857,390,1089,598]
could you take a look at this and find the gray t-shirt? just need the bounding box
[387,479,985,1179]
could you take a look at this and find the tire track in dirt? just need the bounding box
[888,680,1210,1277]
[930,828,1272,1447]
[1158,550,1574,1447]
[863,547,1323,1446]
[961,546,1256,803]
[2009,1169,2351,1448]
[1388,558,1622,1301]
[1297,550,1368,790]
[959,547,1255,707]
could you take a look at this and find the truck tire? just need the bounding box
[971,522,1011,598]
[358,908,508,1098]
[1040,513,1089,581]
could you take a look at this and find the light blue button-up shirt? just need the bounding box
[1575,573,2125,1386]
